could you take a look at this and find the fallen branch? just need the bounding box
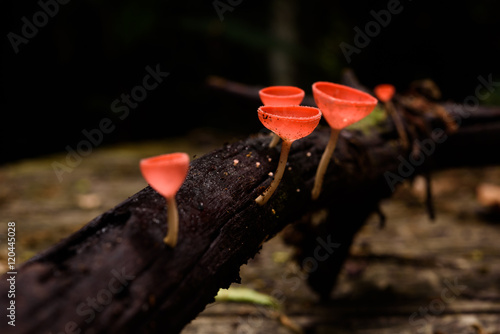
[1,80,500,334]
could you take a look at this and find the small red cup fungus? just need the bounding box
[259,86,305,106]
[140,152,190,247]
[374,84,395,103]
[311,81,377,200]
[374,83,409,149]
[255,105,321,205]
[259,86,305,148]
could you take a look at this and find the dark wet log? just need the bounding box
[284,98,500,300]
[1,89,500,334]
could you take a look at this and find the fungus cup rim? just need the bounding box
[257,105,322,123]
[259,86,305,101]
[140,152,190,167]
[312,81,377,107]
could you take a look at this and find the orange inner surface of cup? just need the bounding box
[258,105,321,141]
[259,86,305,106]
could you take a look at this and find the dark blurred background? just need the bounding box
[2,0,500,164]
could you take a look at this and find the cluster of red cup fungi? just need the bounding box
[139,81,386,247]
[256,83,378,204]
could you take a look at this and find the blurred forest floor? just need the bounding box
[1,129,499,333]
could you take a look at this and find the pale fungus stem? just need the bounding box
[385,100,409,149]
[164,196,179,247]
[255,139,292,205]
[311,128,340,200]
[269,133,281,148]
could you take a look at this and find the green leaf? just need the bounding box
[347,105,387,134]
[215,287,280,309]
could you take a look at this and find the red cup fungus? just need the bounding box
[311,81,377,200]
[140,152,190,247]
[374,84,395,103]
[259,86,305,148]
[259,86,305,106]
[255,105,321,205]
[374,83,409,149]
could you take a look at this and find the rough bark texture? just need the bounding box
[1,87,500,334]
